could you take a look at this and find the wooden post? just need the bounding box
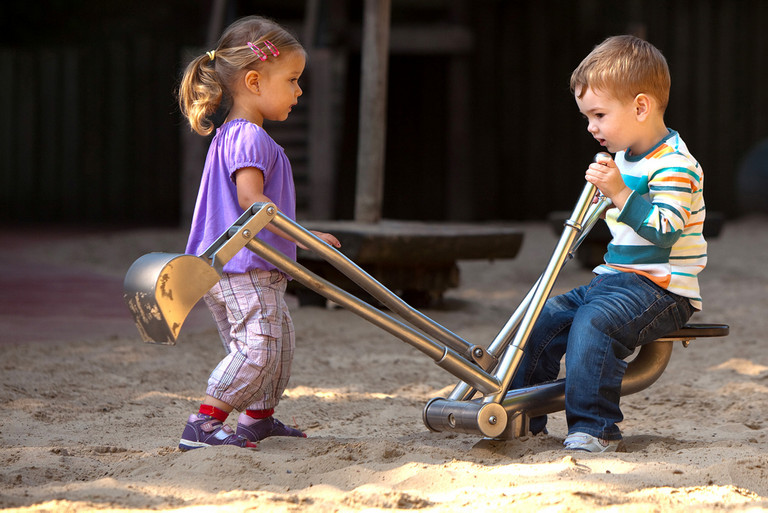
[305,0,338,220]
[354,0,391,223]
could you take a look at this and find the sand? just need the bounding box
[1,216,767,512]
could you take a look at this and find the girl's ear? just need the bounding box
[244,70,261,94]
[634,93,651,121]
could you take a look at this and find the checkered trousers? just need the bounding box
[203,269,295,412]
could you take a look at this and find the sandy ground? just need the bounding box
[1,216,767,512]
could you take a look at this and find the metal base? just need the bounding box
[423,398,508,439]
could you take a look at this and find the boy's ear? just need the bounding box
[244,70,261,94]
[634,93,652,121]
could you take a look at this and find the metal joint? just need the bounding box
[563,219,583,231]
[469,345,496,369]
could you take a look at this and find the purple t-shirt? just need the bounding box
[186,119,297,274]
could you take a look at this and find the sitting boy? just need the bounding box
[510,35,707,452]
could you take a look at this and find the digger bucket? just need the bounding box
[123,252,221,345]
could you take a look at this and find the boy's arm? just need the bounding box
[616,160,698,248]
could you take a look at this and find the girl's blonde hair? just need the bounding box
[178,15,305,135]
[570,35,670,112]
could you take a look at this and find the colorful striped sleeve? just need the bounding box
[616,161,697,248]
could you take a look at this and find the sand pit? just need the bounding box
[0,216,766,512]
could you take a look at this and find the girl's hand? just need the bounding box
[313,231,341,248]
[297,230,341,250]
[585,156,631,210]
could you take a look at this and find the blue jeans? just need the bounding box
[509,272,694,440]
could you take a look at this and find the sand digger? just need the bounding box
[124,159,728,440]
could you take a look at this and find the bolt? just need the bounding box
[242,229,252,239]
[473,348,484,358]
[488,415,497,425]
[267,206,276,215]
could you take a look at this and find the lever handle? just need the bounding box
[593,151,612,164]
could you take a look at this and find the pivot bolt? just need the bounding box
[488,415,497,425]
[242,229,252,239]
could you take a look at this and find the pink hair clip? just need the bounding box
[247,41,267,61]
[247,40,280,61]
[263,40,280,57]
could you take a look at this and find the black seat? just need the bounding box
[662,323,730,339]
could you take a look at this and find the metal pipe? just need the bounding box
[426,340,674,437]
[270,212,478,359]
[447,189,610,402]
[500,340,674,418]
[483,182,599,404]
[422,398,508,438]
[570,196,611,258]
[477,196,609,365]
[243,238,502,395]
[446,279,537,401]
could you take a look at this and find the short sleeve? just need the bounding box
[222,122,278,183]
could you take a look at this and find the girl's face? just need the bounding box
[255,50,306,123]
[575,86,641,154]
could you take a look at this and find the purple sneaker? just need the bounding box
[236,413,307,442]
[179,414,258,451]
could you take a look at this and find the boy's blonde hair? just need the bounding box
[178,15,305,136]
[570,35,670,112]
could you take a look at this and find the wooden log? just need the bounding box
[290,220,524,306]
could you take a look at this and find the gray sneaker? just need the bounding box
[563,432,621,453]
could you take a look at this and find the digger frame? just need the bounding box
[124,179,728,440]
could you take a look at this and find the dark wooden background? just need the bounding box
[2,0,766,227]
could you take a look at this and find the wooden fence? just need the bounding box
[361,0,768,221]
[0,39,182,225]
[2,0,766,226]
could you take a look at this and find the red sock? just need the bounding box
[199,404,229,422]
[244,408,274,420]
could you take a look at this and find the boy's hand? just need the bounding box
[585,155,632,210]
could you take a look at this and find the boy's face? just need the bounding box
[575,86,642,154]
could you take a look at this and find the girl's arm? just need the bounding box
[235,167,341,249]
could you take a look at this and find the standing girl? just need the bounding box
[177,15,340,450]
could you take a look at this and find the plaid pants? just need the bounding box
[203,269,295,412]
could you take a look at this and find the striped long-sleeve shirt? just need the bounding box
[594,129,707,310]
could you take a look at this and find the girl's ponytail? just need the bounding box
[177,16,304,136]
[178,54,223,136]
